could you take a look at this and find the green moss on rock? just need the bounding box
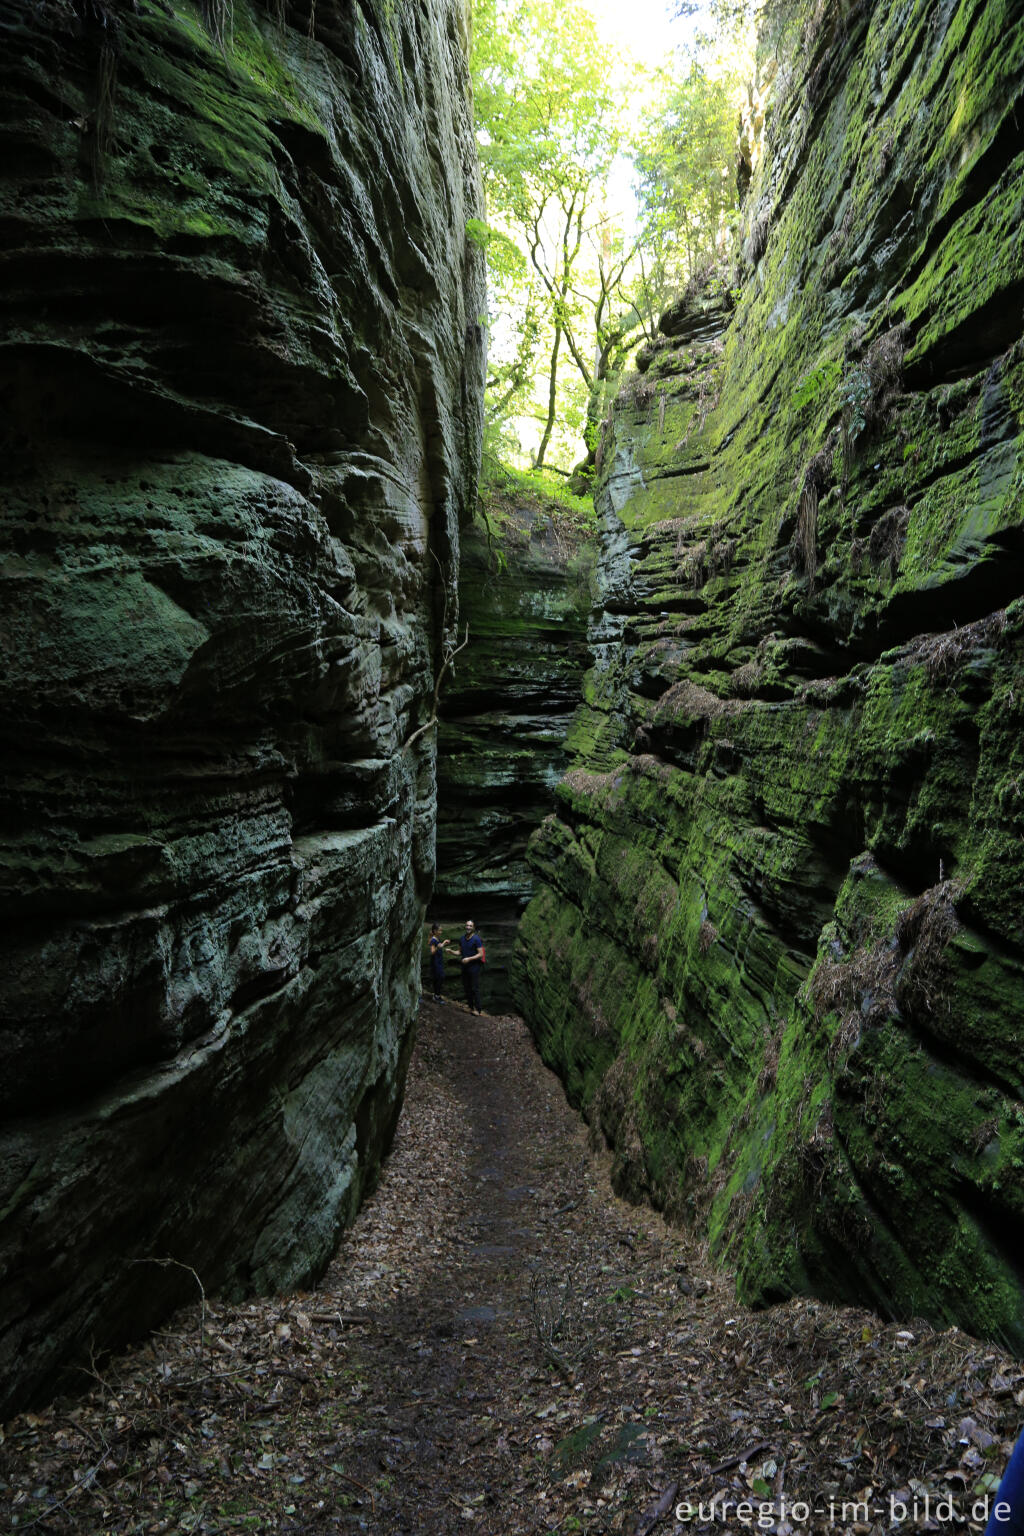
[513,0,1024,1349]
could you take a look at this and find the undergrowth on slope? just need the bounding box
[480,454,596,527]
[476,454,598,578]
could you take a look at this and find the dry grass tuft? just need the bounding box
[749,209,770,264]
[561,767,618,799]
[655,678,744,730]
[807,879,965,1069]
[627,752,673,783]
[790,441,835,590]
[908,610,1007,683]
[697,919,719,957]
[868,503,910,579]
[894,879,964,1014]
[794,480,819,590]
[757,1018,787,1095]
[676,524,738,590]
[619,372,659,416]
[841,325,906,488]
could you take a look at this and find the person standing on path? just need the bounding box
[459,919,485,1014]
[428,922,451,1003]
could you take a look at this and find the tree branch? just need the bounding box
[405,626,470,750]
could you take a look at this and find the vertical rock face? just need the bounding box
[434,501,593,1009]
[0,0,483,1413]
[514,0,1024,1347]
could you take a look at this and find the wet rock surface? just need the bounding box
[0,0,483,1414]
[514,0,1024,1345]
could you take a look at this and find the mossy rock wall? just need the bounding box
[513,0,1024,1349]
[0,0,484,1413]
[434,499,593,1009]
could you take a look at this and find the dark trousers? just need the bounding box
[430,964,444,999]
[462,963,481,1011]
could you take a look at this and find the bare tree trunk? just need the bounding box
[534,324,562,469]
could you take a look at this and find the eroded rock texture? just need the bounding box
[0,0,483,1413]
[434,501,592,1008]
[514,0,1024,1347]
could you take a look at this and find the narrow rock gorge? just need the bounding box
[514,0,1024,1349]
[0,0,483,1415]
[4,0,1024,1432]
[433,494,592,1009]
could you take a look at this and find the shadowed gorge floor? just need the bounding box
[3,1004,1022,1534]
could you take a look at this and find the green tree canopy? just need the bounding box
[634,61,741,290]
[471,0,749,480]
[472,0,626,470]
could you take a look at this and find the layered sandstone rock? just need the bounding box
[0,0,483,1413]
[434,496,593,1009]
[514,0,1024,1348]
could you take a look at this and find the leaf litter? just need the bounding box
[1,1002,1021,1534]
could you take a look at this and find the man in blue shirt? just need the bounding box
[459,919,485,1014]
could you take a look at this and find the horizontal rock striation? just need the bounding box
[434,500,593,1009]
[513,0,1024,1347]
[0,0,483,1413]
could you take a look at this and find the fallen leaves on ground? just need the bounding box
[1,1003,1021,1534]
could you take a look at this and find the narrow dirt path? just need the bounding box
[2,1004,1021,1536]
[321,1003,697,1533]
